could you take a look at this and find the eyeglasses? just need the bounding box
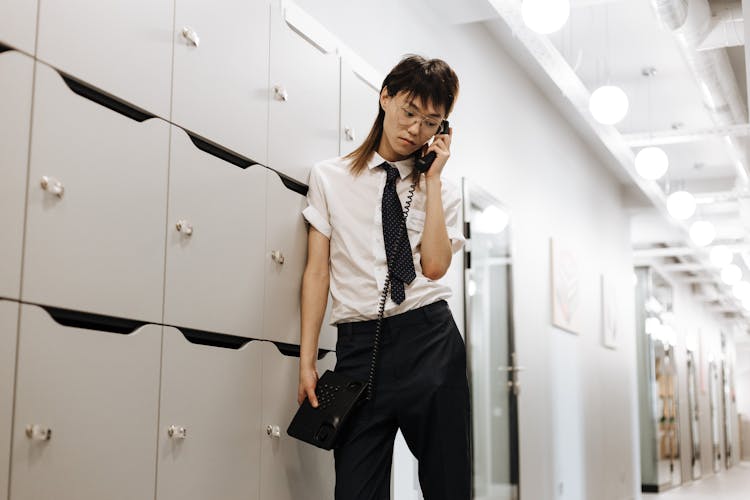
[397,105,444,134]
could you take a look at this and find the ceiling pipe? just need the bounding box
[650,0,749,186]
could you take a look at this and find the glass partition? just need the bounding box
[686,350,702,480]
[462,179,518,500]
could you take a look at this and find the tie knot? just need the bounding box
[382,163,400,184]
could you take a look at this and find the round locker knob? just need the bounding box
[344,127,356,142]
[175,220,194,236]
[181,26,200,47]
[25,424,52,441]
[266,425,281,439]
[273,85,289,102]
[168,425,187,439]
[40,176,65,198]
[271,250,285,265]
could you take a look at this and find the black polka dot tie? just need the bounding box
[381,162,416,304]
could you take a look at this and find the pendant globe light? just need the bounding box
[710,245,733,267]
[721,264,742,285]
[689,220,715,247]
[666,190,696,220]
[589,5,629,125]
[634,68,668,180]
[522,0,570,34]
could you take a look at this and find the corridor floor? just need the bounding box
[643,462,750,499]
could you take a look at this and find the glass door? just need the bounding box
[686,351,701,480]
[709,360,721,473]
[462,179,518,500]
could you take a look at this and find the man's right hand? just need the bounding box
[298,365,320,408]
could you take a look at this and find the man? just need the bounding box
[298,54,470,500]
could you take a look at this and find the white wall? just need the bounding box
[292,1,641,498]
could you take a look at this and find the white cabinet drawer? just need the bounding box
[156,327,262,500]
[11,303,161,500]
[36,0,173,118]
[259,342,336,500]
[172,0,270,163]
[163,127,266,338]
[268,1,340,182]
[22,62,169,323]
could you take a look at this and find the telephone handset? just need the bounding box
[414,120,450,173]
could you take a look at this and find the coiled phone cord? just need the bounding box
[366,178,418,401]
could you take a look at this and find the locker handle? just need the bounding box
[271,250,285,265]
[40,176,65,198]
[181,26,200,47]
[344,127,355,142]
[266,425,281,439]
[168,425,187,439]
[26,425,52,441]
[43,305,146,335]
[273,85,288,102]
[186,132,259,170]
[177,327,254,350]
[175,219,193,236]
[0,42,12,54]
[271,341,330,361]
[272,170,308,196]
[60,72,155,122]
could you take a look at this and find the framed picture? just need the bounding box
[550,238,582,334]
[601,273,617,349]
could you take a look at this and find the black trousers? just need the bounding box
[333,300,471,500]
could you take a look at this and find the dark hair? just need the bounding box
[345,55,459,176]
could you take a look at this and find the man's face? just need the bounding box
[378,90,445,161]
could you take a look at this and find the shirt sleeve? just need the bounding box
[443,181,465,254]
[302,163,332,239]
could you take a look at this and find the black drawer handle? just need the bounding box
[177,326,255,350]
[59,71,155,122]
[43,305,146,335]
[272,341,329,360]
[187,132,260,170]
[272,170,308,196]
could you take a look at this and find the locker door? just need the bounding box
[156,327,262,500]
[0,2,37,55]
[259,343,336,500]
[10,304,161,500]
[36,0,173,118]
[268,1,340,183]
[163,127,266,338]
[340,59,380,157]
[22,62,169,324]
[0,300,19,500]
[172,0,270,164]
[263,170,336,350]
[0,50,33,301]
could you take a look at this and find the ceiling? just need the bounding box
[433,0,750,337]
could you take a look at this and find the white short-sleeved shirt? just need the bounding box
[303,152,465,325]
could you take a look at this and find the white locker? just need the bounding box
[163,126,266,338]
[339,59,380,157]
[0,50,33,301]
[22,62,169,324]
[268,1,340,183]
[36,0,173,118]
[263,170,337,350]
[10,303,161,500]
[172,0,270,164]
[259,343,336,500]
[156,327,262,500]
[0,1,37,55]
[0,300,19,500]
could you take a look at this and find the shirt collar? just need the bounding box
[367,152,414,180]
